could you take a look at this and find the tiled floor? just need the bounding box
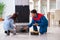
[0,22,60,40]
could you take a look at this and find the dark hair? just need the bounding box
[31,9,37,14]
[10,13,18,21]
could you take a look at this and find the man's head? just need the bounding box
[31,9,37,17]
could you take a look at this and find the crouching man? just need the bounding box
[28,9,48,35]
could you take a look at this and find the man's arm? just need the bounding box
[28,19,35,27]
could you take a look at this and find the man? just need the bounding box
[28,9,48,34]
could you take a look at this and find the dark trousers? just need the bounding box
[33,25,47,34]
[33,25,38,31]
[40,26,47,34]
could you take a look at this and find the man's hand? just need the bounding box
[34,23,38,26]
[23,25,28,30]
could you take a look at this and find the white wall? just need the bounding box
[0,0,15,19]
[15,0,29,5]
[0,0,29,19]
[1,0,60,19]
[56,0,60,9]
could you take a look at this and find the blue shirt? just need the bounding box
[28,16,48,27]
[3,17,14,31]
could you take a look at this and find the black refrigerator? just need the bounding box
[15,0,30,33]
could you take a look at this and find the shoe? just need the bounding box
[31,31,39,35]
[5,31,7,34]
[7,30,10,36]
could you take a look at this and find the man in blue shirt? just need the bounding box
[28,9,48,34]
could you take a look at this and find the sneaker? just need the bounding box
[7,30,10,36]
[31,31,39,35]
